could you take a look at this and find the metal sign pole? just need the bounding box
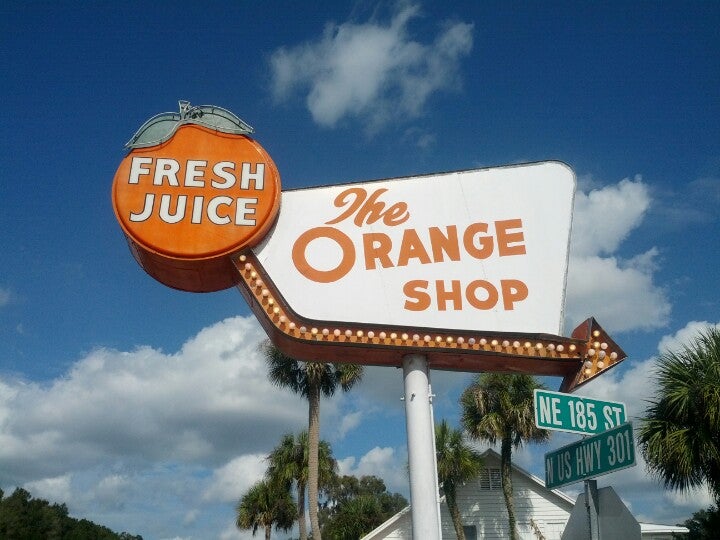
[585,479,600,540]
[402,353,442,539]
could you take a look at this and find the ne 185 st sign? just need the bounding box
[545,423,636,489]
[534,389,627,435]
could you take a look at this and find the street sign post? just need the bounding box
[534,389,627,436]
[545,423,636,489]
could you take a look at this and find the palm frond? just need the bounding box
[638,326,720,502]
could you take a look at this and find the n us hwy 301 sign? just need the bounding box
[544,422,636,489]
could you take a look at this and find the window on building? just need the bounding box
[478,468,502,490]
[463,525,478,540]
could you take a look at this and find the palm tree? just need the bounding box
[266,431,337,540]
[236,479,297,540]
[638,326,720,504]
[460,373,549,540]
[435,419,484,540]
[321,495,383,539]
[264,342,364,540]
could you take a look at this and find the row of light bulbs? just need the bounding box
[236,254,620,381]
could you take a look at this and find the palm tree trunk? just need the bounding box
[265,523,272,540]
[501,435,517,540]
[446,485,466,540]
[308,382,322,539]
[297,480,307,540]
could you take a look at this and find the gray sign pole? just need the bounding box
[403,354,442,539]
[585,479,600,540]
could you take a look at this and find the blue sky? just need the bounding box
[1,1,719,538]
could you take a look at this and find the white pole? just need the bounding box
[403,353,442,539]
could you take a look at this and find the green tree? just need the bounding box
[435,419,484,540]
[0,487,142,539]
[638,326,720,504]
[266,431,337,540]
[322,495,382,539]
[264,342,363,540]
[319,475,407,539]
[678,505,720,540]
[460,374,549,540]
[236,479,297,540]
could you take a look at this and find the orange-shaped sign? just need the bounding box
[112,123,281,292]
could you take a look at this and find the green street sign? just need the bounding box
[534,389,627,435]
[544,423,636,489]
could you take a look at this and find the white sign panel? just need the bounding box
[253,161,575,335]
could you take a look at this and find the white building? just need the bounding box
[361,450,688,540]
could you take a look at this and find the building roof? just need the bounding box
[638,522,690,534]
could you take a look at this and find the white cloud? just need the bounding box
[570,177,650,258]
[221,521,254,540]
[93,474,131,508]
[337,410,363,439]
[564,177,671,333]
[0,315,306,486]
[581,355,658,424]
[203,453,267,503]
[663,487,714,509]
[565,251,670,333]
[339,446,407,494]
[24,474,72,505]
[658,320,720,353]
[269,3,473,132]
[0,314,381,537]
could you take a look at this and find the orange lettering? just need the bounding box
[363,232,393,270]
[436,279,462,311]
[326,187,409,227]
[403,280,431,311]
[428,226,461,262]
[326,188,366,224]
[463,222,494,259]
[397,229,432,266]
[466,280,499,310]
[501,279,528,309]
[292,226,355,283]
[496,219,526,256]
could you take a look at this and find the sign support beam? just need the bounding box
[585,479,600,540]
[402,354,442,539]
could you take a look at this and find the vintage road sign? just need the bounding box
[253,162,575,335]
[545,423,636,489]
[112,102,629,389]
[112,102,633,540]
[534,389,627,435]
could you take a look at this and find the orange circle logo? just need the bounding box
[112,122,281,292]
